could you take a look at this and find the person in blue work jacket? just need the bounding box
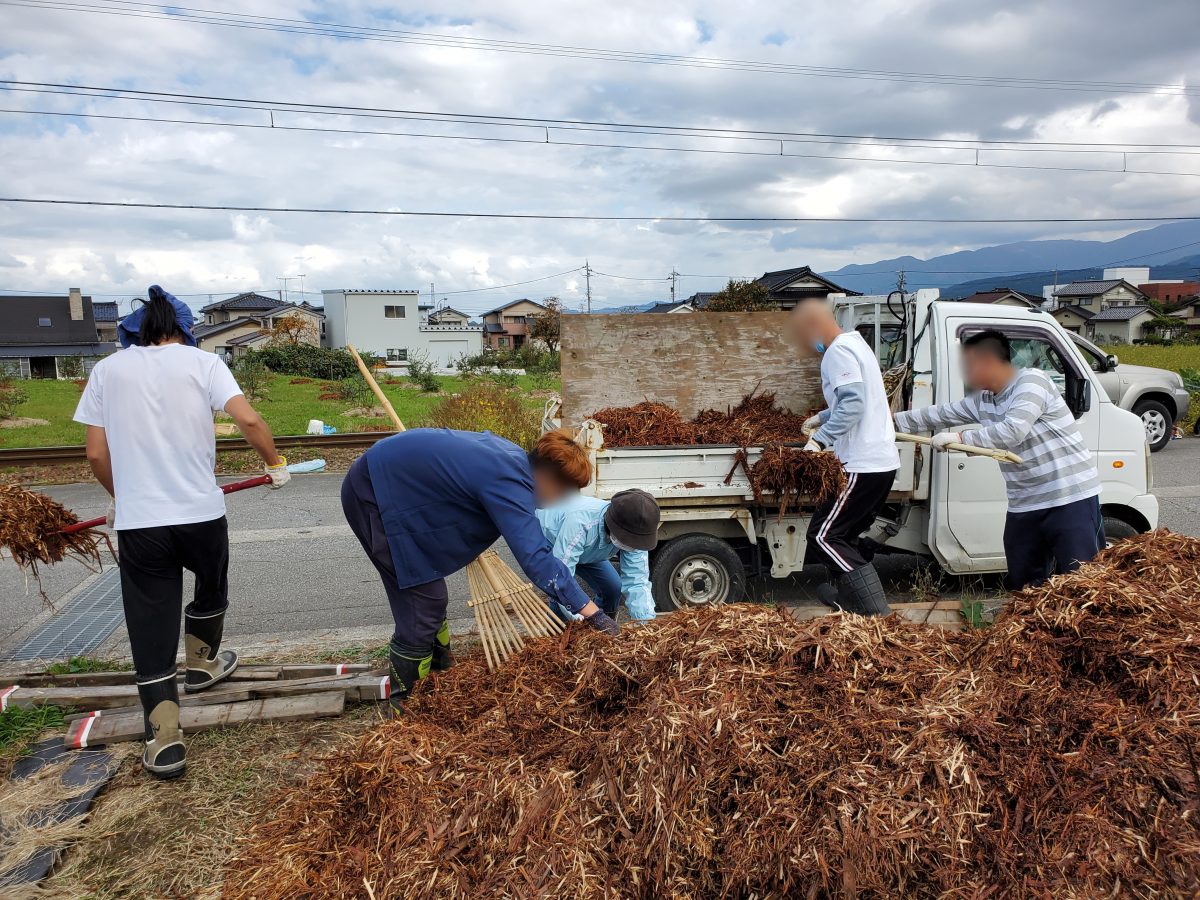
[340,427,621,710]
[537,488,662,623]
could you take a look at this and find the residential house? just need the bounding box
[322,289,482,368]
[193,301,325,360]
[1139,281,1200,306]
[481,299,548,350]
[1086,305,1157,345]
[0,289,115,378]
[645,299,696,313]
[1051,305,1094,334]
[754,267,860,307]
[1169,298,1200,332]
[92,301,120,342]
[426,306,471,326]
[959,288,1042,308]
[1053,279,1147,311]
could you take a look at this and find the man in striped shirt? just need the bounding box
[895,329,1103,589]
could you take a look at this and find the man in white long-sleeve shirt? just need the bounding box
[895,329,1102,589]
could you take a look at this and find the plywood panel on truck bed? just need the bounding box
[560,312,823,422]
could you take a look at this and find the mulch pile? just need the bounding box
[592,392,813,448]
[225,530,1200,898]
[0,484,110,599]
[745,444,847,510]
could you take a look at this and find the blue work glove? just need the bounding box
[585,609,620,636]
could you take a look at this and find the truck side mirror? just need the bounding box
[1066,378,1091,417]
[1105,353,1119,370]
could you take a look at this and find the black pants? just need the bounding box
[117,516,229,681]
[1003,495,1104,590]
[341,456,449,651]
[806,470,896,575]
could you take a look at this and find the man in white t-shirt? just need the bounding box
[74,286,289,779]
[791,300,899,616]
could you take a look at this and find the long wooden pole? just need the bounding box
[896,432,1022,465]
[346,343,405,432]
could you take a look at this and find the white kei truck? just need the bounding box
[561,290,1159,611]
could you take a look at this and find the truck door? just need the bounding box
[930,318,1100,570]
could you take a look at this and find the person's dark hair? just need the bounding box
[138,294,186,346]
[962,329,1011,363]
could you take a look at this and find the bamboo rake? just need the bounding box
[896,432,1023,464]
[343,350,559,670]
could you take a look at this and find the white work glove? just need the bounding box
[803,438,825,453]
[105,499,115,528]
[802,414,822,436]
[265,456,291,489]
[930,432,961,451]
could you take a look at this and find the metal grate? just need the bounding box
[4,568,125,661]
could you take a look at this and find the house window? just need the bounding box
[387,348,408,362]
[38,317,52,326]
[1079,298,1092,306]
[503,315,526,324]
[384,305,406,318]
[498,337,509,348]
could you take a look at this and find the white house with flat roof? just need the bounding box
[321,289,481,369]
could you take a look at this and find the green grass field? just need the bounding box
[0,373,558,449]
[1098,344,1200,374]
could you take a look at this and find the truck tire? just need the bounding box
[650,534,746,612]
[1102,515,1139,547]
[1133,398,1173,452]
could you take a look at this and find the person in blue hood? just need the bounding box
[341,427,621,709]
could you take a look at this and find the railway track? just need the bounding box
[0,431,396,468]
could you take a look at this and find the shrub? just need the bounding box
[0,378,28,420]
[428,383,541,449]
[231,352,271,401]
[335,375,374,407]
[57,356,84,378]
[257,344,363,380]
[406,351,441,393]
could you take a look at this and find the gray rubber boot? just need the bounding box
[136,673,187,779]
[836,563,891,617]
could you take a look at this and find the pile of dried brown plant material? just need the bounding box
[592,391,811,448]
[0,484,110,597]
[745,444,847,510]
[225,530,1200,899]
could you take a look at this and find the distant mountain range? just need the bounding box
[822,220,1200,297]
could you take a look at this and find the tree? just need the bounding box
[702,279,777,313]
[268,312,319,346]
[527,297,563,352]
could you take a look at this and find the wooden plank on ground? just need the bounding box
[560,312,823,422]
[0,663,373,688]
[788,602,966,631]
[4,673,390,712]
[65,692,346,748]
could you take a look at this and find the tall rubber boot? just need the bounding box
[836,563,891,617]
[136,673,187,779]
[388,639,432,715]
[431,619,454,671]
[183,603,239,693]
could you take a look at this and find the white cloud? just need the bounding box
[0,0,1197,312]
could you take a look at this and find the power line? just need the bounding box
[5,0,1197,97]
[435,267,584,295]
[4,81,1196,151]
[4,197,1198,224]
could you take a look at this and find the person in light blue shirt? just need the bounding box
[536,490,661,621]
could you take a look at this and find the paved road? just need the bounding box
[3,437,1198,660]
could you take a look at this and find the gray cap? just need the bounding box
[604,489,660,552]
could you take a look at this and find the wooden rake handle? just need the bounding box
[896,432,1023,465]
[60,475,273,534]
[346,343,405,433]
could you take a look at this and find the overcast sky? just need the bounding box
[1,0,1198,314]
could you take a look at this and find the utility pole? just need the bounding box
[896,270,907,294]
[670,267,679,303]
[584,260,592,313]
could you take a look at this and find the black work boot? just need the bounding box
[836,563,891,617]
[136,673,187,779]
[183,603,238,693]
[388,639,432,715]
[431,619,454,671]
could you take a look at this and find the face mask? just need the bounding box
[610,534,637,553]
[814,341,826,354]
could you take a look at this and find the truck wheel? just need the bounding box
[1102,515,1139,547]
[650,534,746,612]
[1133,399,1173,452]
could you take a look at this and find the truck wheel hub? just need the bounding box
[670,555,729,608]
